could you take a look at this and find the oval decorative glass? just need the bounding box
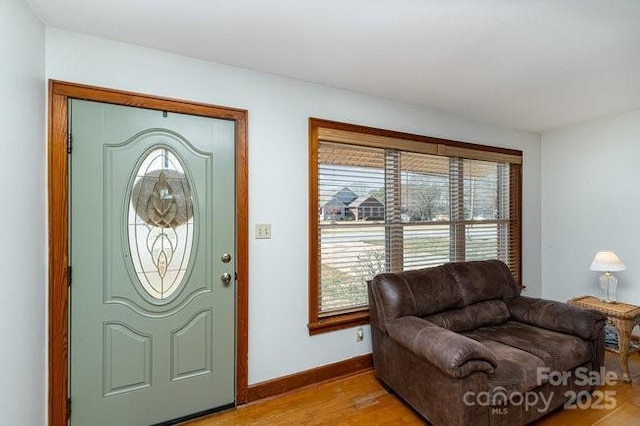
[127,147,194,300]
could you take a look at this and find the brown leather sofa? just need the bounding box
[368,260,606,425]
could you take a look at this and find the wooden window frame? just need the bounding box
[308,118,522,335]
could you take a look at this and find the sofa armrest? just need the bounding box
[509,296,607,340]
[386,316,497,379]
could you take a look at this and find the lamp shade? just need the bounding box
[589,251,627,272]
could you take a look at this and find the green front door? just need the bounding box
[70,100,236,425]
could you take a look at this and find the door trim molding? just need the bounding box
[48,80,249,425]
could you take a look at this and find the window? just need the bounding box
[308,118,522,334]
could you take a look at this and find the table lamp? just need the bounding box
[589,251,627,303]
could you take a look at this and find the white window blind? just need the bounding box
[316,141,520,316]
[318,143,385,314]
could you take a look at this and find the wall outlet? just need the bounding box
[255,223,272,239]
[356,327,364,342]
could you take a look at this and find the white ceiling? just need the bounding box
[27,0,640,132]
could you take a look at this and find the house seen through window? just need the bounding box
[308,119,522,334]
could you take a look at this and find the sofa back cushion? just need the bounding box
[446,260,520,305]
[370,265,463,330]
[425,299,511,332]
[369,259,520,333]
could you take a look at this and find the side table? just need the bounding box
[568,295,640,383]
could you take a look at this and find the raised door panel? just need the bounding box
[103,323,152,396]
[171,310,212,381]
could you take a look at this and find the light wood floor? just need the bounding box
[185,353,640,426]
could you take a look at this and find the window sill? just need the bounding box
[308,310,370,335]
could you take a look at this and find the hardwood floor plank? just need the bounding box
[186,353,640,425]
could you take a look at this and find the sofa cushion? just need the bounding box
[466,321,591,373]
[471,339,546,394]
[370,265,464,328]
[446,260,520,305]
[425,299,510,332]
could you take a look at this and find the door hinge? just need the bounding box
[67,398,72,419]
[67,133,73,154]
[67,266,72,286]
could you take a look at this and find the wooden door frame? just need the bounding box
[48,80,249,425]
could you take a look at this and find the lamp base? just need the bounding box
[599,272,618,303]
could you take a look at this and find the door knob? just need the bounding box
[221,253,232,263]
[221,272,232,285]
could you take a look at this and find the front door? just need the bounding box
[70,100,236,425]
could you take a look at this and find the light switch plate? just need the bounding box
[255,223,272,239]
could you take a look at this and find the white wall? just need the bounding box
[45,28,542,385]
[542,110,640,305]
[0,1,46,424]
